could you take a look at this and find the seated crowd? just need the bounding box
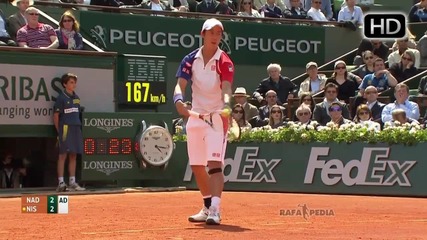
[1,0,83,49]
[174,55,427,133]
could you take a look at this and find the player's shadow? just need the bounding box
[187,223,251,232]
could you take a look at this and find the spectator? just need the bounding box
[283,0,310,19]
[391,29,417,52]
[325,60,361,103]
[258,90,285,120]
[327,102,352,127]
[232,104,252,131]
[313,82,350,126]
[305,0,332,20]
[195,0,219,13]
[254,0,287,11]
[391,109,420,125]
[299,92,315,112]
[337,0,363,26]
[307,0,328,21]
[353,104,381,131]
[42,11,83,50]
[284,0,306,9]
[216,0,236,14]
[298,61,326,97]
[8,0,32,41]
[388,38,421,69]
[268,104,286,128]
[0,153,23,189]
[381,83,420,123]
[0,9,17,46]
[259,0,283,18]
[351,50,375,79]
[232,87,259,121]
[120,0,178,11]
[363,86,385,124]
[172,101,192,135]
[253,63,297,105]
[16,7,57,48]
[409,0,427,23]
[237,0,263,17]
[353,39,389,66]
[359,58,398,95]
[417,75,427,96]
[295,103,314,124]
[168,0,189,11]
[389,49,418,83]
[417,30,427,67]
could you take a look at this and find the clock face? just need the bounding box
[139,126,173,166]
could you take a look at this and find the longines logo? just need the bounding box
[83,118,134,133]
[83,161,133,175]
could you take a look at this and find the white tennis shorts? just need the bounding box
[186,113,228,166]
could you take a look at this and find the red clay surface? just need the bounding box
[1,191,426,240]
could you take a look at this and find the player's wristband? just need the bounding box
[173,94,183,104]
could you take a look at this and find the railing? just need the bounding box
[378,69,427,97]
[290,47,359,86]
[34,0,344,26]
[0,45,116,56]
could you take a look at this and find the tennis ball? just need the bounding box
[221,108,231,117]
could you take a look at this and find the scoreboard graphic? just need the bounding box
[21,195,69,214]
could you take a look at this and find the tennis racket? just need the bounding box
[188,109,241,141]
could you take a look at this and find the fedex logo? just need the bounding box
[304,147,416,187]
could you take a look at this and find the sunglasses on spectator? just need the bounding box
[303,98,311,102]
[329,106,342,112]
[335,66,346,70]
[313,1,321,3]
[402,56,412,61]
[365,56,373,60]
[271,110,281,114]
[298,112,310,116]
[233,110,244,114]
[243,1,251,4]
[63,19,73,22]
[358,111,369,115]
[28,12,39,15]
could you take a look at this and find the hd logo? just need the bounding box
[183,147,281,183]
[304,147,417,187]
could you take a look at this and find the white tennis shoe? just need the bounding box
[68,183,86,191]
[188,207,209,222]
[206,206,221,225]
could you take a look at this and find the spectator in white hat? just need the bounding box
[233,87,259,121]
[298,61,327,97]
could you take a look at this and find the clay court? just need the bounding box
[1,191,426,240]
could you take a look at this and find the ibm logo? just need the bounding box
[363,13,406,39]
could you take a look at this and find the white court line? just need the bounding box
[81,227,187,235]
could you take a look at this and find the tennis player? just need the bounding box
[53,73,85,192]
[173,18,234,225]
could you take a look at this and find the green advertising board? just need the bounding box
[178,142,426,197]
[80,12,325,67]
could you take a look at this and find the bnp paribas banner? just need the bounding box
[178,142,426,197]
[80,12,325,66]
[0,64,114,136]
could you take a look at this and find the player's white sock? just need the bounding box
[69,176,76,184]
[58,177,64,184]
[211,196,221,212]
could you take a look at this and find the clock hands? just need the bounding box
[155,145,163,153]
[156,145,168,149]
